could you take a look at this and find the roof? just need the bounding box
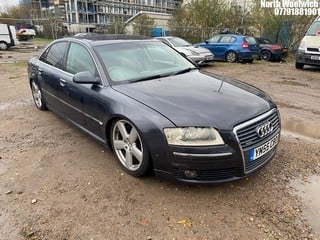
[72,33,151,41]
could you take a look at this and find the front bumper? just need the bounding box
[189,54,214,65]
[156,109,281,184]
[237,51,260,61]
[296,50,320,66]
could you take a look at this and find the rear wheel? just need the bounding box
[226,51,237,63]
[261,50,272,61]
[31,79,47,110]
[111,119,149,177]
[295,62,304,69]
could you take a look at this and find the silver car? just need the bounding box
[155,36,214,65]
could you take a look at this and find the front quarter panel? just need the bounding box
[98,87,176,173]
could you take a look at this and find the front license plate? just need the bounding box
[249,134,279,162]
[311,56,320,60]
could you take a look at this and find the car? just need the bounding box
[28,34,281,184]
[195,34,260,63]
[296,18,320,69]
[155,36,214,65]
[255,37,288,61]
[17,28,36,41]
[0,24,19,50]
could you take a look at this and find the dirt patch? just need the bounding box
[0,45,320,239]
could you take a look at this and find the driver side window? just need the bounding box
[66,43,97,75]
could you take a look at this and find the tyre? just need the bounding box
[30,79,47,110]
[111,119,149,177]
[295,62,304,69]
[261,50,272,61]
[226,51,237,63]
[0,41,8,50]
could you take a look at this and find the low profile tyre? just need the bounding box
[261,50,272,61]
[226,51,237,63]
[295,62,304,69]
[30,79,47,110]
[111,119,149,177]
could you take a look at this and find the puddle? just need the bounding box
[290,175,320,238]
[281,116,320,139]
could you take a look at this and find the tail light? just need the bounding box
[271,45,282,50]
[242,42,249,49]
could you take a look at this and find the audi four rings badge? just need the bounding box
[256,121,274,138]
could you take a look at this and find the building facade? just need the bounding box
[64,0,181,32]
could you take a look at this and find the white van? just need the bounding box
[0,23,19,50]
[296,18,320,69]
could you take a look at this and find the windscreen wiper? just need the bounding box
[172,67,197,76]
[131,74,170,83]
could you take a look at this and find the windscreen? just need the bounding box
[168,37,192,47]
[306,21,320,36]
[94,41,196,84]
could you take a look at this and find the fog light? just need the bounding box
[184,170,199,179]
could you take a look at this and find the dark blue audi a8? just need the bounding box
[28,34,281,183]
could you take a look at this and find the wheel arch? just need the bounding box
[225,50,237,62]
[105,115,155,174]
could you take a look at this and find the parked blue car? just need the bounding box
[195,34,260,63]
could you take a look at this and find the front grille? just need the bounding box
[235,109,280,174]
[305,58,320,64]
[236,110,280,149]
[307,48,319,52]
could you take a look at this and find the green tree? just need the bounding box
[250,0,314,48]
[132,14,155,36]
[169,0,229,43]
[107,16,126,34]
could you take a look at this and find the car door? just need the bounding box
[217,36,236,59]
[204,35,221,60]
[62,42,105,140]
[37,41,68,113]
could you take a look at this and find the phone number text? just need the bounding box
[274,8,320,15]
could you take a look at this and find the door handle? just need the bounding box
[59,78,67,87]
[37,68,43,75]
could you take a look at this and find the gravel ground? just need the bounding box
[0,43,319,240]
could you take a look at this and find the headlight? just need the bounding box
[184,49,199,56]
[298,40,305,51]
[164,127,225,146]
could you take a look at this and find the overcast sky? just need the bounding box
[0,0,20,12]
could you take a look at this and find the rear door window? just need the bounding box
[219,36,236,43]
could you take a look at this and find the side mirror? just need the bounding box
[73,71,100,84]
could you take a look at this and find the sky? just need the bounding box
[0,0,20,12]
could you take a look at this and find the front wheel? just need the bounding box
[295,62,304,69]
[111,119,149,177]
[0,41,8,50]
[30,79,47,110]
[226,51,237,63]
